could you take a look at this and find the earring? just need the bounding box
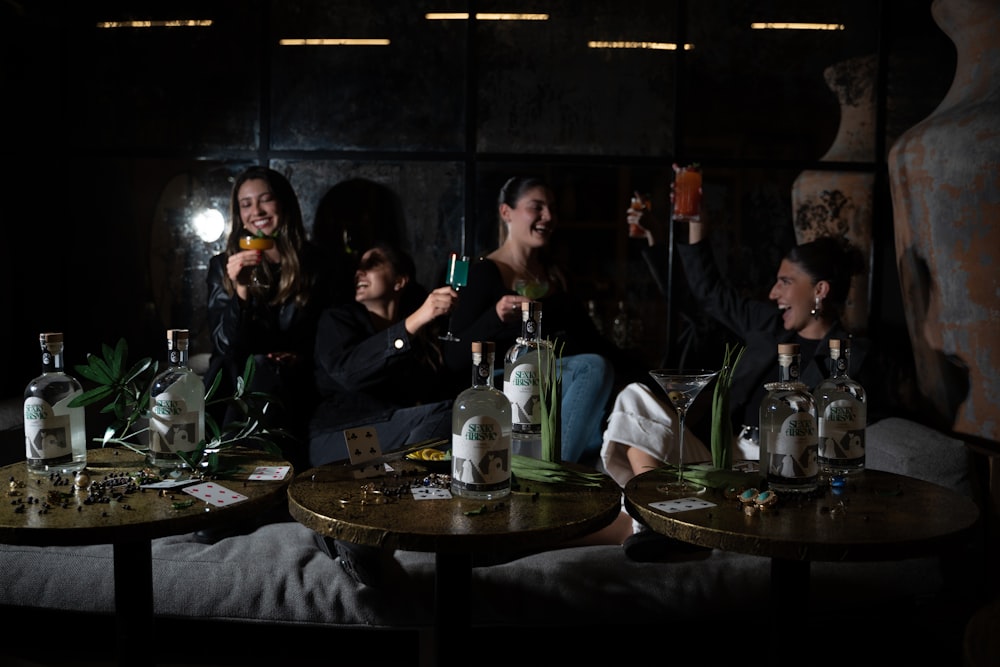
[810,296,822,320]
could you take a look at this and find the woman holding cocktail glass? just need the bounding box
[444,175,645,464]
[205,166,351,469]
[601,177,887,559]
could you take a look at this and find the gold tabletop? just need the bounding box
[0,446,293,547]
[288,460,622,555]
[624,468,980,562]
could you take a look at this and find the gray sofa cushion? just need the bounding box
[0,417,979,631]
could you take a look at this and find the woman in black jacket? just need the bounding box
[309,243,462,467]
[205,166,350,468]
[603,204,885,491]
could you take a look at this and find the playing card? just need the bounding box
[248,465,290,481]
[649,497,717,513]
[345,426,384,478]
[141,478,196,489]
[411,487,452,500]
[183,482,249,507]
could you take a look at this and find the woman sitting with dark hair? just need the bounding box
[308,242,463,467]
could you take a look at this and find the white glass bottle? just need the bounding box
[452,341,512,499]
[586,299,604,335]
[504,301,543,457]
[147,329,205,469]
[759,343,818,493]
[611,300,631,348]
[814,338,867,475]
[23,332,87,475]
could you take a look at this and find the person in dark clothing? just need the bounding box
[309,242,462,467]
[600,197,889,560]
[443,175,641,463]
[205,166,351,469]
[602,200,886,518]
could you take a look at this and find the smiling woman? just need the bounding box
[309,242,463,468]
[203,166,353,469]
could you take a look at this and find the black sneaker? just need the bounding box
[623,530,711,562]
[315,534,407,588]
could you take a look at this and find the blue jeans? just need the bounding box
[558,353,614,463]
[501,353,614,463]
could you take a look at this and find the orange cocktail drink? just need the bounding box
[672,165,702,223]
[238,234,275,286]
[239,234,275,251]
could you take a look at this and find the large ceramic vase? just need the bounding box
[887,0,1000,441]
[792,54,877,334]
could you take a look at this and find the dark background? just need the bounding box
[1,0,954,405]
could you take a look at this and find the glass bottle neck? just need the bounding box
[42,346,65,374]
[778,352,801,383]
[829,350,848,378]
[471,352,495,388]
[167,347,190,369]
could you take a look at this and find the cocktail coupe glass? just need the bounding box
[239,233,276,288]
[513,277,549,299]
[439,252,470,342]
[648,369,720,497]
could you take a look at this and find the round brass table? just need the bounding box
[624,467,981,660]
[0,447,293,666]
[288,460,622,667]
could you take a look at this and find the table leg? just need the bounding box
[431,552,473,667]
[769,557,810,660]
[113,540,154,664]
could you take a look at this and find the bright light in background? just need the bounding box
[280,38,390,46]
[192,208,226,243]
[588,41,693,51]
[750,22,845,30]
[425,13,549,20]
[96,20,212,28]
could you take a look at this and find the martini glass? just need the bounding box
[439,252,470,342]
[648,368,719,496]
[239,233,275,288]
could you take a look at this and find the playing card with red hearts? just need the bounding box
[183,482,249,507]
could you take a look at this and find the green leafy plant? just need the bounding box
[68,338,289,472]
[710,343,746,470]
[539,338,564,463]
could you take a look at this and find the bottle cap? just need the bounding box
[40,332,64,344]
[778,343,799,355]
[829,339,842,351]
[471,341,494,354]
[166,329,190,350]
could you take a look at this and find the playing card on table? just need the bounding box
[344,425,384,478]
[411,487,452,500]
[183,482,249,507]
[649,497,717,513]
[248,465,291,481]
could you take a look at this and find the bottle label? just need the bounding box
[764,413,818,480]
[149,393,203,455]
[24,397,73,463]
[504,359,540,429]
[818,399,865,461]
[451,415,511,492]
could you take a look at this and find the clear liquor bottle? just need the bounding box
[504,301,543,456]
[814,338,867,475]
[147,329,205,469]
[23,332,87,475]
[451,341,512,499]
[759,342,818,493]
[611,300,631,348]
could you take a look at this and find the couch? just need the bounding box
[0,416,989,666]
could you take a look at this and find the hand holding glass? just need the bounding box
[648,369,719,497]
[672,164,702,223]
[239,233,275,288]
[628,192,651,238]
[439,252,469,342]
